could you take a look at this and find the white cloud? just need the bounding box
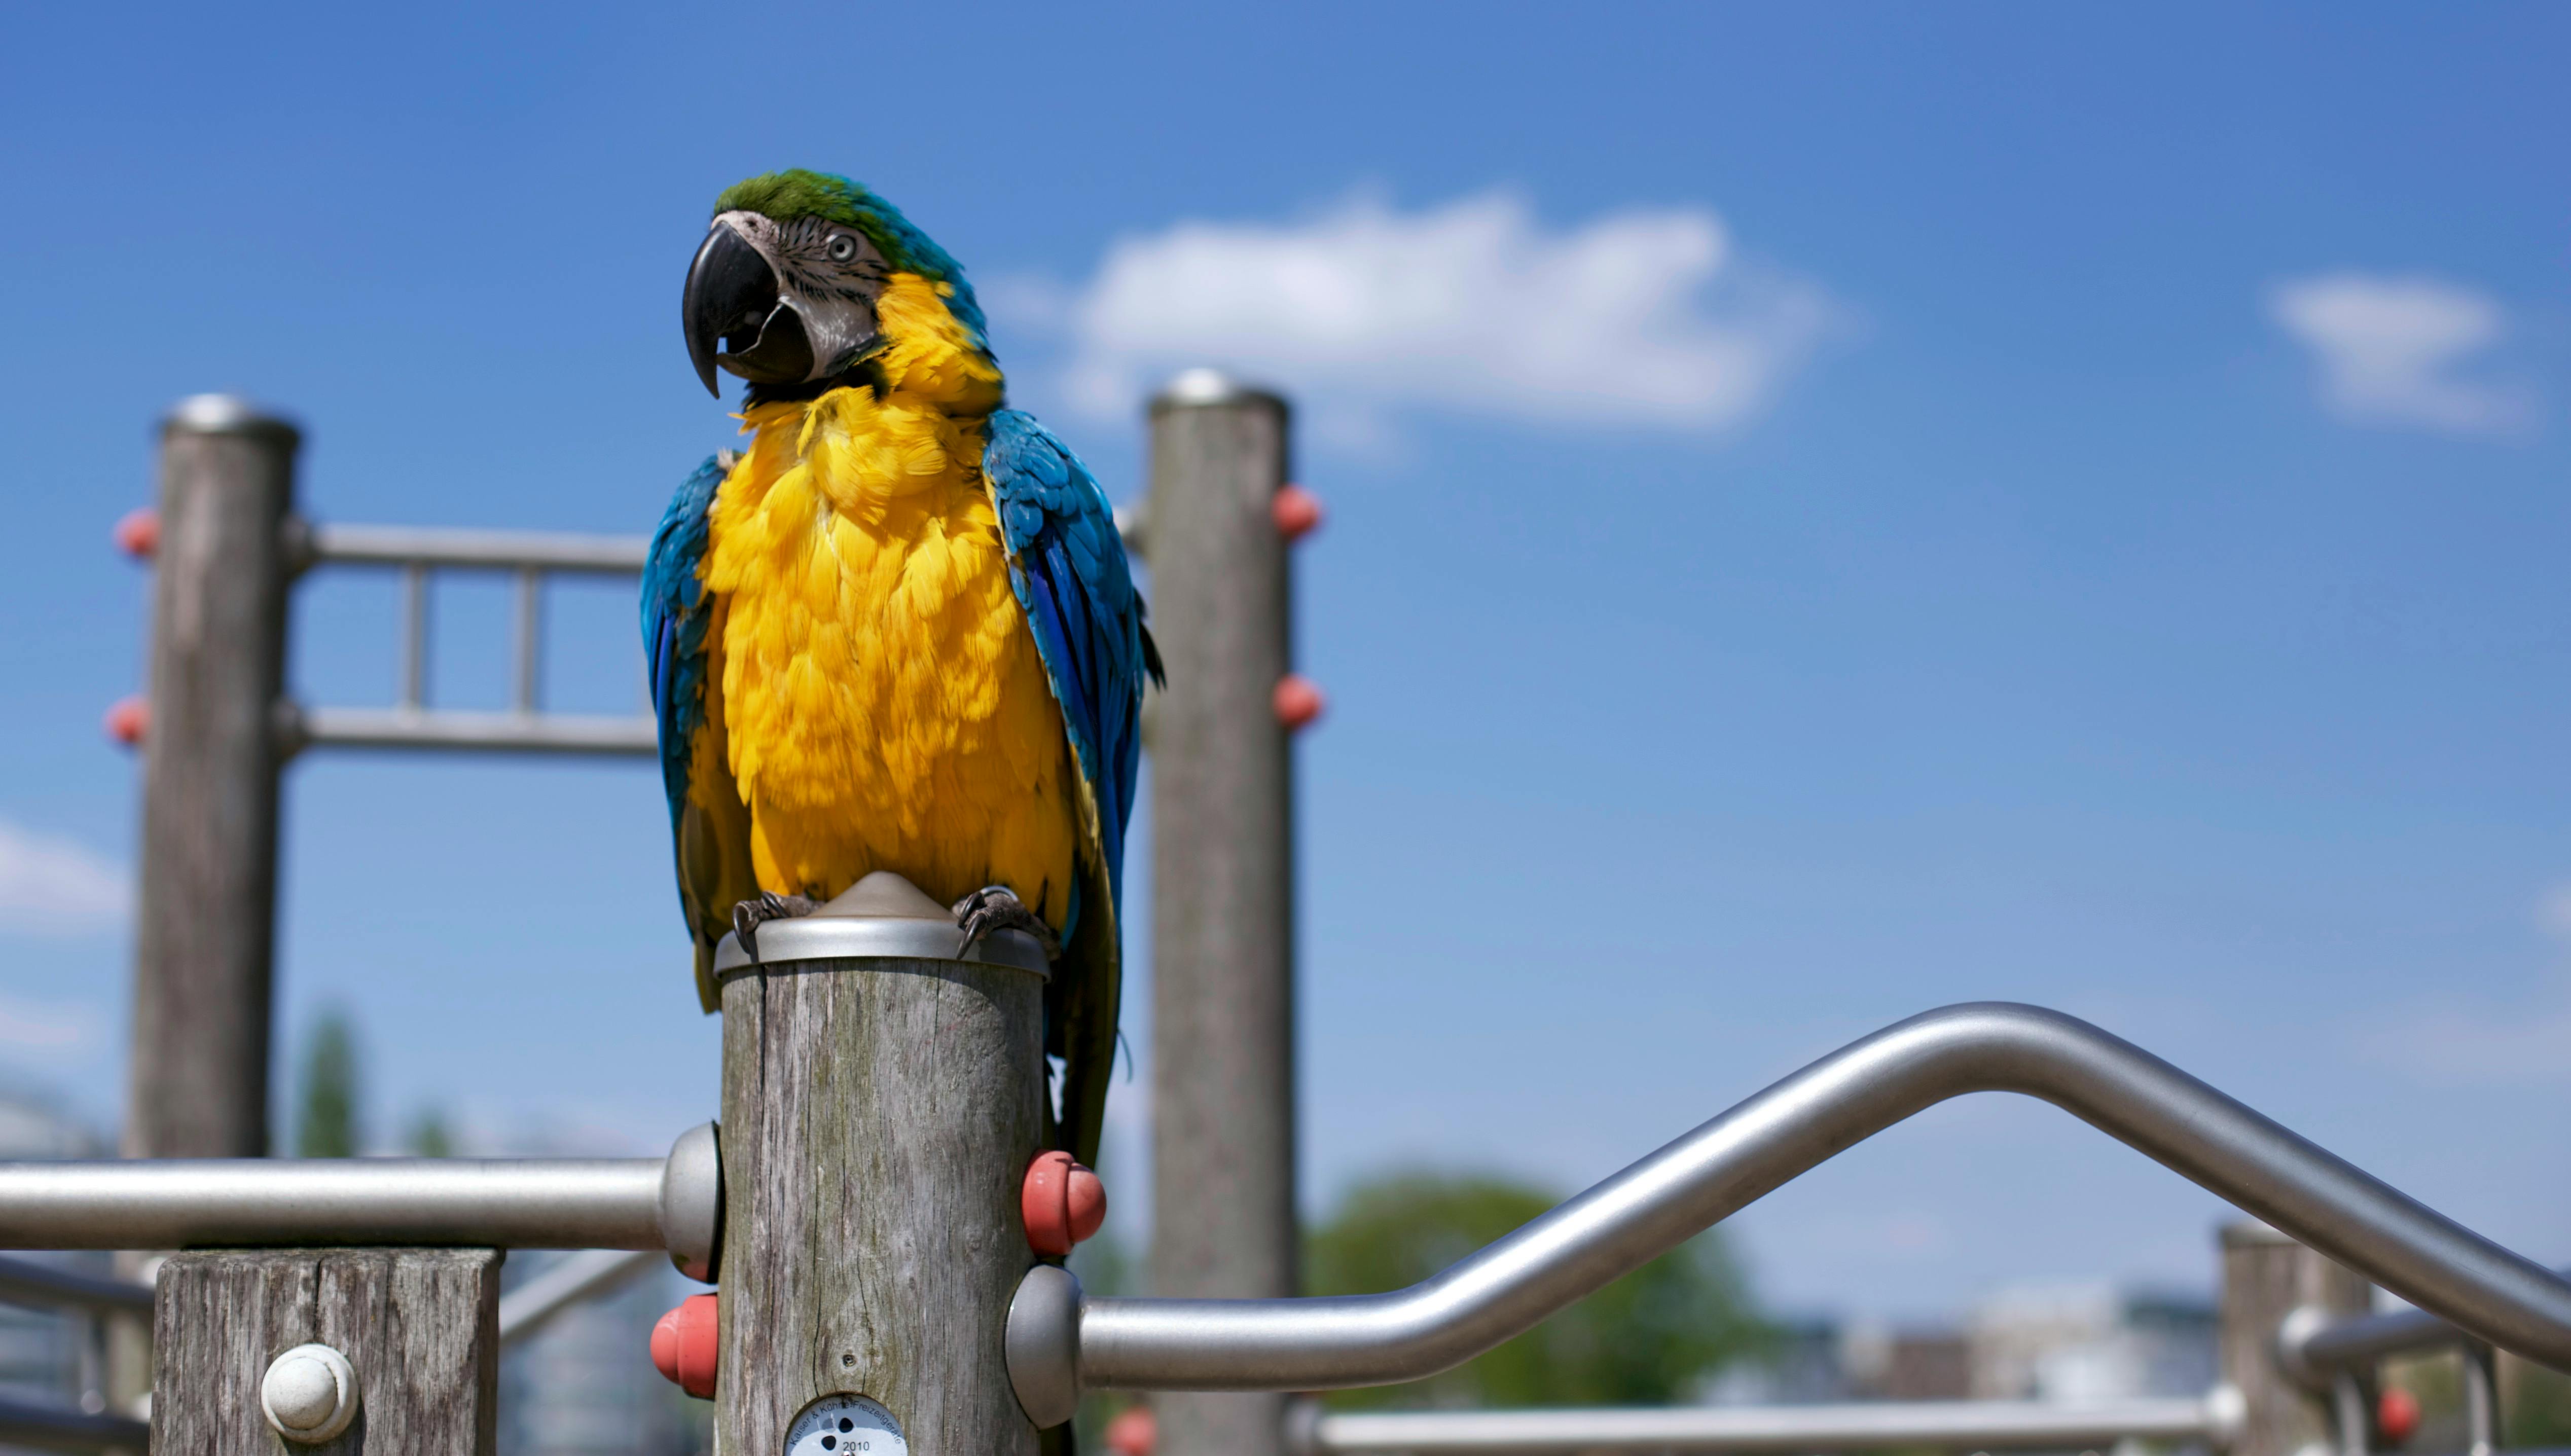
[2269,273,2533,436]
[1032,190,1833,438]
[0,820,129,935]
[2539,881,2571,943]
[0,995,99,1050]
[2348,882,2571,1087]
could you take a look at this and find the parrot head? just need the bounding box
[682,169,988,397]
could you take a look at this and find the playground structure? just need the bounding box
[0,386,2562,1454]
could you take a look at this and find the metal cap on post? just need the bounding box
[1146,368,1300,1456]
[713,872,1050,1456]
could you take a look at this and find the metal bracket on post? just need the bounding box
[659,1121,723,1283]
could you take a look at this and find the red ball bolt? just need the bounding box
[104,697,148,747]
[1272,485,1323,542]
[1273,674,1326,732]
[649,1292,719,1399]
[1023,1149,1108,1257]
[2378,1387,2421,1445]
[113,508,159,559]
[1105,1404,1158,1456]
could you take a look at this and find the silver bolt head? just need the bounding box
[262,1342,358,1442]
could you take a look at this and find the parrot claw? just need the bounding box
[952,885,1061,962]
[730,892,818,961]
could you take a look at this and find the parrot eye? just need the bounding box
[826,234,858,263]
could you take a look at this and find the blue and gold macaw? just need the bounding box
[642,170,1157,1164]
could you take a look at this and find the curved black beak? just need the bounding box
[682,221,813,396]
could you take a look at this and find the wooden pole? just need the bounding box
[715,876,1049,1456]
[126,394,300,1161]
[2220,1220,2375,1456]
[153,1247,501,1454]
[1145,371,1298,1456]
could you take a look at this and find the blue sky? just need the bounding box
[2,3,2567,1323]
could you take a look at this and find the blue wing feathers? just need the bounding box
[983,409,1152,911]
[642,456,726,838]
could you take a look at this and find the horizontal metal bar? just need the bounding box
[0,1158,666,1251]
[306,522,648,574]
[294,706,657,757]
[0,1255,151,1315]
[497,1248,661,1348]
[1049,1003,2571,1396]
[1298,1392,2242,1455]
[2288,1301,2473,1377]
[0,1396,148,1453]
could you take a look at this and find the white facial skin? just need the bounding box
[712,209,893,380]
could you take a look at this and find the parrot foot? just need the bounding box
[952,885,1062,962]
[730,892,818,961]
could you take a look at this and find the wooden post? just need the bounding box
[153,1247,501,1454]
[1145,372,1299,1456]
[715,876,1049,1456]
[2221,1221,2375,1456]
[126,393,301,1161]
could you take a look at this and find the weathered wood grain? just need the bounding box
[127,406,300,1163]
[153,1247,499,1456]
[1146,384,1297,1456]
[2220,1221,2372,1456]
[719,957,1044,1456]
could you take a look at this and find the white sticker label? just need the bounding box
[786,1394,906,1456]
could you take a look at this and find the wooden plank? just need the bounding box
[719,957,1044,1456]
[153,1248,500,1455]
[1145,379,1298,1456]
[2221,1221,2374,1456]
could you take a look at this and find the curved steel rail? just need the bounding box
[1017,1003,2571,1413]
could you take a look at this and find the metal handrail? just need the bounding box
[0,1255,151,1316]
[289,705,660,756]
[0,1396,149,1454]
[497,1247,661,1347]
[2277,1282,2563,1379]
[301,522,649,574]
[2288,1302,2466,1374]
[1292,1389,2246,1455]
[0,1124,719,1267]
[288,518,659,757]
[1007,1003,2571,1419]
[0,1158,661,1249]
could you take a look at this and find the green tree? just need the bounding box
[405,1107,456,1157]
[294,1010,361,1158]
[1306,1171,1771,1410]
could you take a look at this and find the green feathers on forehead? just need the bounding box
[714,169,987,339]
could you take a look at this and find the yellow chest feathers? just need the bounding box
[702,381,1077,930]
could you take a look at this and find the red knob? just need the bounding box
[1105,1404,1158,1456]
[104,697,148,747]
[114,508,159,559]
[1023,1149,1108,1256]
[2378,1387,2421,1445]
[1272,485,1323,542]
[1273,675,1325,732]
[649,1292,719,1398]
